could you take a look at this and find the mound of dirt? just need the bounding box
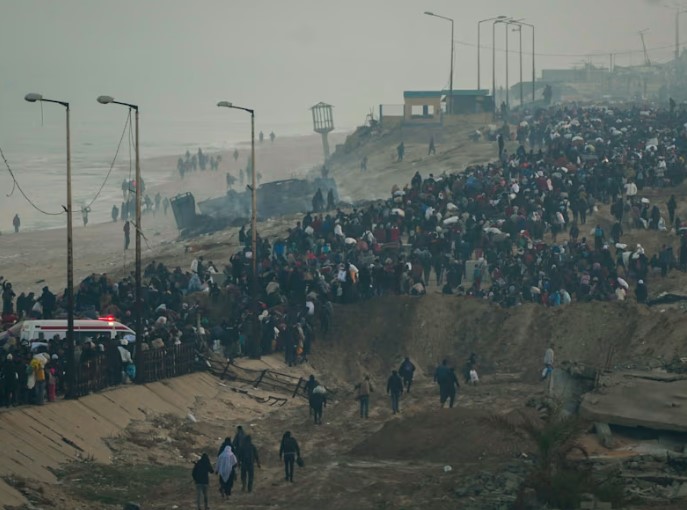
[313,295,687,388]
[325,117,496,203]
[350,407,533,465]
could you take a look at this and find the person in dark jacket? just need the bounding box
[309,386,327,425]
[398,357,416,393]
[303,375,318,397]
[217,437,232,457]
[279,431,301,482]
[434,358,451,405]
[445,368,460,408]
[39,286,56,319]
[238,435,261,492]
[386,370,404,414]
[2,354,18,407]
[635,279,648,304]
[232,425,246,460]
[192,453,214,510]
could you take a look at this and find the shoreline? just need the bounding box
[0,131,351,293]
[0,116,496,296]
[2,131,350,234]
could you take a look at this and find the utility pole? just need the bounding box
[639,28,651,66]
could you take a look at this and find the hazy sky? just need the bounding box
[0,0,683,136]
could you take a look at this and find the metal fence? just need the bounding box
[139,343,197,384]
[72,353,110,398]
[205,357,308,400]
[66,343,198,397]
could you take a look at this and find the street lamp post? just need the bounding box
[664,6,687,62]
[96,96,143,380]
[513,25,524,108]
[478,16,507,91]
[517,22,536,104]
[24,92,76,397]
[505,22,510,109]
[504,19,526,111]
[424,11,454,115]
[492,18,512,118]
[217,101,260,360]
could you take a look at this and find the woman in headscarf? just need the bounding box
[217,437,232,457]
[216,443,238,498]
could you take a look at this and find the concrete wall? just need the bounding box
[0,372,220,506]
[403,97,443,123]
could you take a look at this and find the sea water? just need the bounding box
[0,113,313,232]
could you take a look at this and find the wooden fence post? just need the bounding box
[292,377,303,398]
[220,362,231,380]
[255,370,267,388]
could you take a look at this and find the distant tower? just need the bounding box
[311,102,334,162]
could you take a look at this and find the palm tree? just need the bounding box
[491,408,594,509]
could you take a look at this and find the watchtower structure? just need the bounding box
[311,102,334,161]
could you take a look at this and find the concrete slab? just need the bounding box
[0,478,26,507]
[581,375,687,433]
[0,372,221,506]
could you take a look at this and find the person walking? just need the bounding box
[434,359,451,407]
[428,135,436,156]
[396,141,405,162]
[238,435,261,493]
[668,195,678,226]
[233,425,246,459]
[542,344,555,380]
[30,355,46,405]
[635,279,648,304]
[217,437,232,457]
[3,354,18,407]
[445,368,460,408]
[12,214,20,233]
[279,431,301,483]
[355,375,373,419]
[123,221,131,250]
[398,357,416,393]
[309,384,327,425]
[192,453,214,510]
[216,444,237,499]
[81,206,90,226]
[386,370,404,414]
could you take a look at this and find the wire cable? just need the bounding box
[455,39,678,59]
[0,145,64,216]
[84,109,131,209]
[5,179,16,198]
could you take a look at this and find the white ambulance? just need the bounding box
[0,317,135,347]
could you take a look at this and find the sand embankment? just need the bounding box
[0,372,221,506]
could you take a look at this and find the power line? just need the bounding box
[0,145,64,216]
[84,109,131,209]
[454,39,678,59]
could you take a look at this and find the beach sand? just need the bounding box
[0,118,495,295]
[0,132,347,293]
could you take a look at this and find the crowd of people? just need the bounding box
[3,102,687,510]
[271,103,687,307]
[2,102,687,408]
[191,426,301,509]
